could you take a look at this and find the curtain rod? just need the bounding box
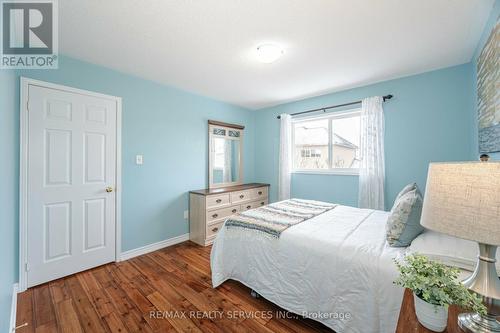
[276,94,393,119]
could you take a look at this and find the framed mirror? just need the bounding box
[208,120,244,188]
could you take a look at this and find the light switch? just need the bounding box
[136,155,143,165]
[184,210,189,219]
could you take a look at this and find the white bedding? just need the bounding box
[211,205,407,333]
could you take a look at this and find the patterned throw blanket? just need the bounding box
[225,199,337,237]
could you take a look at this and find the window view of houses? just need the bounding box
[293,113,361,170]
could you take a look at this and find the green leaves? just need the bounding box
[394,254,487,315]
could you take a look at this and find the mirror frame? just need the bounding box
[208,120,244,189]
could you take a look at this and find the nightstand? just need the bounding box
[396,289,463,333]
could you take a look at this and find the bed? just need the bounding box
[211,203,408,333]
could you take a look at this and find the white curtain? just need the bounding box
[223,139,232,183]
[358,96,385,210]
[279,114,292,201]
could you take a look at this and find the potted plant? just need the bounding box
[394,254,486,332]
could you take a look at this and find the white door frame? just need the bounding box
[19,77,122,292]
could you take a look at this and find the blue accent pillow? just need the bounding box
[394,182,418,204]
[386,188,424,247]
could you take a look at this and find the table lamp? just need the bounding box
[420,162,500,333]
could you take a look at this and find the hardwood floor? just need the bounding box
[16,241,332,332]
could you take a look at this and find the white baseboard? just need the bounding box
[119,233,190,261]
[10,283,18,333]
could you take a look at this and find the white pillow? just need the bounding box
[409,230,500,275]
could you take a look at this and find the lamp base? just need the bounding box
[458,243,500,333]
[458,313,500,333]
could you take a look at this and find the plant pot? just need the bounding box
[413,292,448,332]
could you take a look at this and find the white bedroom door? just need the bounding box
[26,83,118,288]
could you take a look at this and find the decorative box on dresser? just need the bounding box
[189,183,270,246]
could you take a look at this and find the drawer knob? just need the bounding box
[258,191,263,195]
[212,227,219,232]
[216,199,222,203]
[212,213,218,218]
[239,194,244,199]
[246,205,251,209]
[232,209,237,213]
[261,202,265,205]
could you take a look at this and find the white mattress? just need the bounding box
[211,205,407,333]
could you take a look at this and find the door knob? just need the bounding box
[105,187,114,193]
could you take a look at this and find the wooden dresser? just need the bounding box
[189,183,270,246]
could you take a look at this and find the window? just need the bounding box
[292,110,361,174]
[213,137,225,169]
[301,148,322,158]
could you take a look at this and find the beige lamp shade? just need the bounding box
[420,162,500,246]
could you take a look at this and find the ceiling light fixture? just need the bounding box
[256,44,284,64]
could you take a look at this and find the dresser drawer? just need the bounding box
[206,205,240,223]
[206,193,230,209]
[250,187,268,200]
[206,221,224,238]
[241,199,268,211]
[230,190,252,204]
[189,184,271,247]
[255,198,268,208]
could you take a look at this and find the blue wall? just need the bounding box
[254,64,475,208]
[0,70,18,333]
[0,4,497,328]
[0,60,479,333]
[470,0,500,160]
[1,56,256,330]
[13,56,255,252]
[0,57,256,329]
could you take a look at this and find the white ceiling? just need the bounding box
[60,0,494,109]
